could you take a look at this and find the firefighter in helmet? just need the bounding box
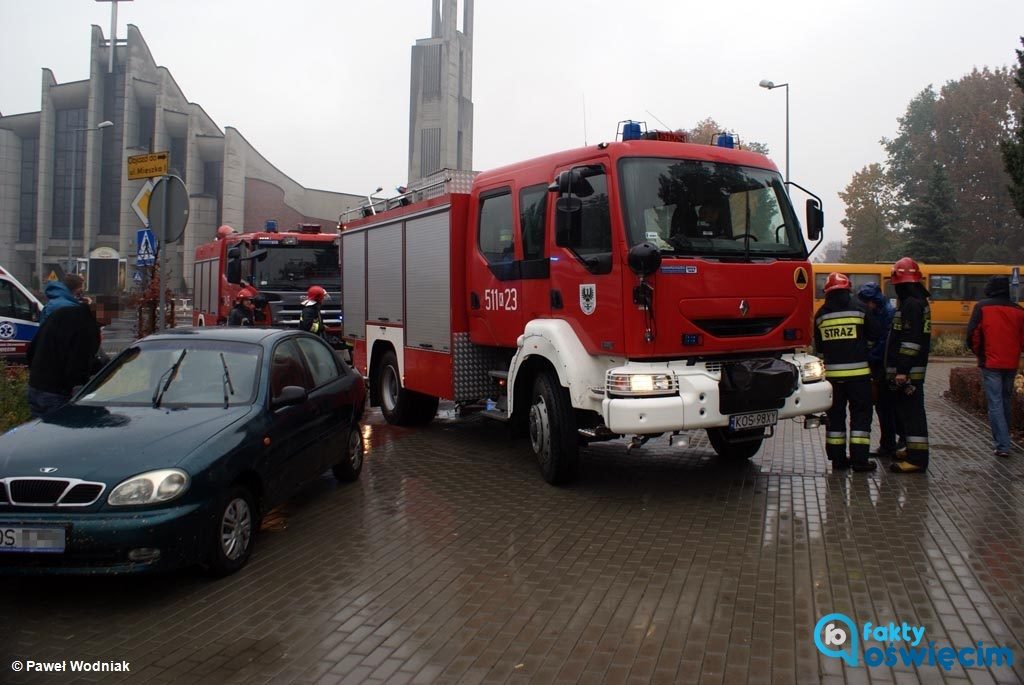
[228,287,258,326]
[886,257,932,473]
[814,272,879,472]
[299,285,329,339]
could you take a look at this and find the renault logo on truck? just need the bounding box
[739,299,750,317]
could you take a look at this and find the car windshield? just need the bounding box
[618,157,807,259]
[249,243,340,291]
[77,339,262,407]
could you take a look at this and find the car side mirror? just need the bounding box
[806,199,823,242]
[272,385,307,409]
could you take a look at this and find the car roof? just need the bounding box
[138,326,304,347]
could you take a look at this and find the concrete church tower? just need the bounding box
[407,0,473,184]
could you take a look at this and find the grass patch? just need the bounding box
[0,360,31,433]
[931,333,970,357]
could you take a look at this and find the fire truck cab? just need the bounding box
[193,224,342,342]
[342,133,831,484]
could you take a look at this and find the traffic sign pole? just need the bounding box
[158,176,168,331]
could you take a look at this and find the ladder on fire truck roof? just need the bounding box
[339,169,478,224]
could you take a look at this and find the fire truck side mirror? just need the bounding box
[555,196,582,247]
[805,199,823,241]
[226,247,242,285]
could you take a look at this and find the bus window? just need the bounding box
[928,274,995,301]
[814,272,880,299]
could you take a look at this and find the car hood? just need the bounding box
[0,404,254,481]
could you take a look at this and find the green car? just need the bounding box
[0,327,365,576]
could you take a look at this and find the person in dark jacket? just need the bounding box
[25,302,101,418]
[39,274,90,325]
[965,275,1024,457]
[299,285,328,339]
[814,272,879,472]
[227,287,257,326]
[886,257,932,473]
[857,282,904,456]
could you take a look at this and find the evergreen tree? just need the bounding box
[905,164,960,263]
[1002,37,1024,219]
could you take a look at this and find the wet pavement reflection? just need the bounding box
[3,361,1023,684]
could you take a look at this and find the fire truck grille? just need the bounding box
[268,302,343,328]
[693,317,783,338]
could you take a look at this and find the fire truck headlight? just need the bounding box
[606,373,678,397]
[800,358,825,383]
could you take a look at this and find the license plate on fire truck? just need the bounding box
[728,410,778,432]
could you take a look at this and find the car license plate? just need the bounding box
[728,410,778,432]
[0,526,66,553]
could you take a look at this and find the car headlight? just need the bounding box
[108,469,190,506]
[800,358,825,383]
[606,372,678,397]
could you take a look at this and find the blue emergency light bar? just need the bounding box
[713,133,735,148]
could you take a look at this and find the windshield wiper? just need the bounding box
[151,350,187,408]
[220,352,235,409]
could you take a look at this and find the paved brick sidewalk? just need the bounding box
[2,361,1022,684]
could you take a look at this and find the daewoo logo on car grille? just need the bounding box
[39,467,58,474]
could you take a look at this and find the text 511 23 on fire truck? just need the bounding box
[192,223,342,344]
[340,122,832,484]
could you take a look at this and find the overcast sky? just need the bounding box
[2,0,1023,242]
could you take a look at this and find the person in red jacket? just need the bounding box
[966,275,1024,458]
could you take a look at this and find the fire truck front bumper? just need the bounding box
[600,353,832,435]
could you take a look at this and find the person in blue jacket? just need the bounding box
[39,274,90,325]
[857,282,904,456]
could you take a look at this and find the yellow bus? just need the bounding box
[812,263,1019,336]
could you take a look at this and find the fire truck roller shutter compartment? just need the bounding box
[405,211,452,352]
[367,223,404,326]
[342,231,366,342]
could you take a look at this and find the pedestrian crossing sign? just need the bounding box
[136,228,157,266]
[133,270,143,284]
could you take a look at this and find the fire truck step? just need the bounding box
[480,409,509,422]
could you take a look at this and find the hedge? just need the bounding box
[947,366,1024,429]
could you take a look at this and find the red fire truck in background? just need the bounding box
[193,223,342,341]
[340,126,832,484]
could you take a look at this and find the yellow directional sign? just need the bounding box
[127,152,169,180]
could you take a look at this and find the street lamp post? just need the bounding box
[758,79,789,183]
[67,120,113,274]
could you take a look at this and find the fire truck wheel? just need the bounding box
[528,371,579,485]
[706,428,763,460]
[377,350,437,426]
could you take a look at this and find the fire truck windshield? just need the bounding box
[247,244,340,291]
[618,158,807,260]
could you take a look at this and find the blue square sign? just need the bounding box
[136,228,157,266]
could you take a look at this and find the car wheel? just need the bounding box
[706,427,763,460]
[528,371,579,485]
[206,485,257,577]
[377,350,437,426]
[332,425,364,482]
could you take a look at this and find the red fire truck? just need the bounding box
[341,129,831,484]
[193,223,342,340]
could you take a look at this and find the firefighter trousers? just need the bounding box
[825,378,873,467]
[894,381,929,469]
